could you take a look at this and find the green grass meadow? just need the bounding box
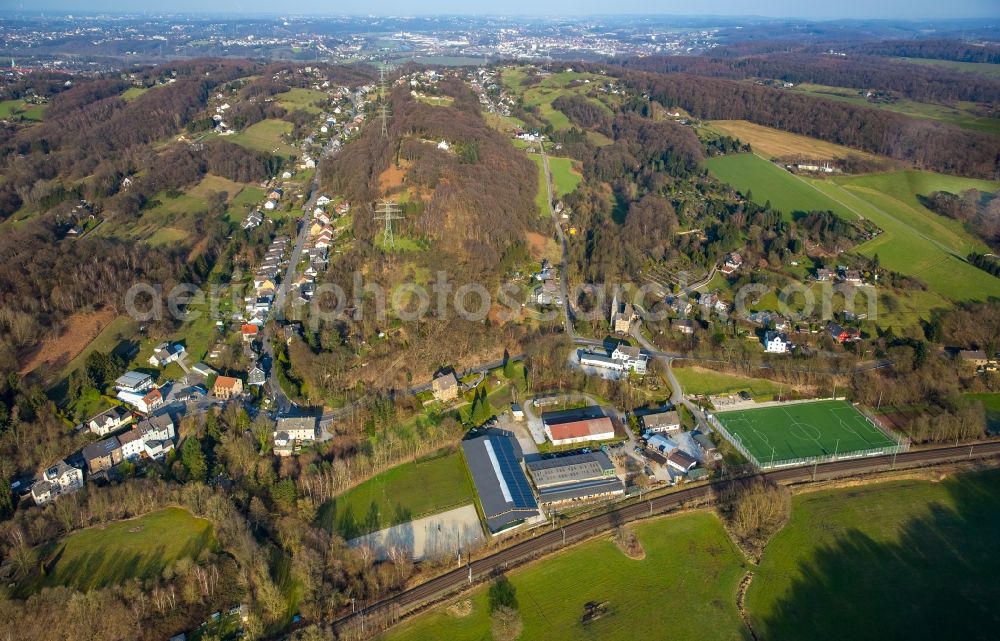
[121,87,149,101]
[505,67,616,132]
[231,119,296,155]
[31,507,214,593]
[528,153,550,216]
[317,449,475,539]
[672,366,782,400]
[966,392,1000,433]
[380,467,1000,641]
[894,57,1000,79]
[380,511,750,641]
[276,87,329,114]
[526,153,580,217]
[705,153,1000,304]
[705,153,852,221]
[0,98,47,121]
[100,174,249,241]
[547,155,582,199]
[747,470,1000,640]
[225,184,267,224]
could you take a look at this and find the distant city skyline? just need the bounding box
[4,1,1000,21]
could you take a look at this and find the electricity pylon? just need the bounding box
[373,200,402,249]
[379,103,391,138]
[378,64,391,138]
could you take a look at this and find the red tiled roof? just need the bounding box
[547,417,614,441]
[215,376,241,390]
[241,324,258,335]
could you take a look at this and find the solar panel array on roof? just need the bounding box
[486,435,536,510]
[462,432,539,533]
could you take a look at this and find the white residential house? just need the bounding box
[316,195,331,206]
[148,342,185,367]
[264,200,277,211]
[671,319,695,335]
[667,450,698,473]
[273,416,318,456]
[242,211,263,230]
[580,345,648,375]
[611,344,648,374]
[136,414,177,459]
[642,410,681,433]
[85,406,133,437]
[720,252,744,275]
[118,388,163,414]
[137,414,175,442]
[30,461,84,505]
[764,331,790,354]
[118,429,146,461]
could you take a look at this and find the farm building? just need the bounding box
[543,415,616,446]
[526,451,625,505]
[461,431,539,534]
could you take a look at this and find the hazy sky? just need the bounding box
[9,0,1000,20]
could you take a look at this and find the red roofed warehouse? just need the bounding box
[543,416,615,446]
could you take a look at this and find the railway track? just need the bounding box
[333,440,1000,634]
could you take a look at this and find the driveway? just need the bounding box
[497,412,538,456]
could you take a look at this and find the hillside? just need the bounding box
[297,77,544,396]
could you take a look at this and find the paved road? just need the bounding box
[540,144,575,339]
[267,118,353,415]
[333,439,1000,634]
[627,324,708,430]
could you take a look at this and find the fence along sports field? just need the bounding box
[711,399,908,469]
